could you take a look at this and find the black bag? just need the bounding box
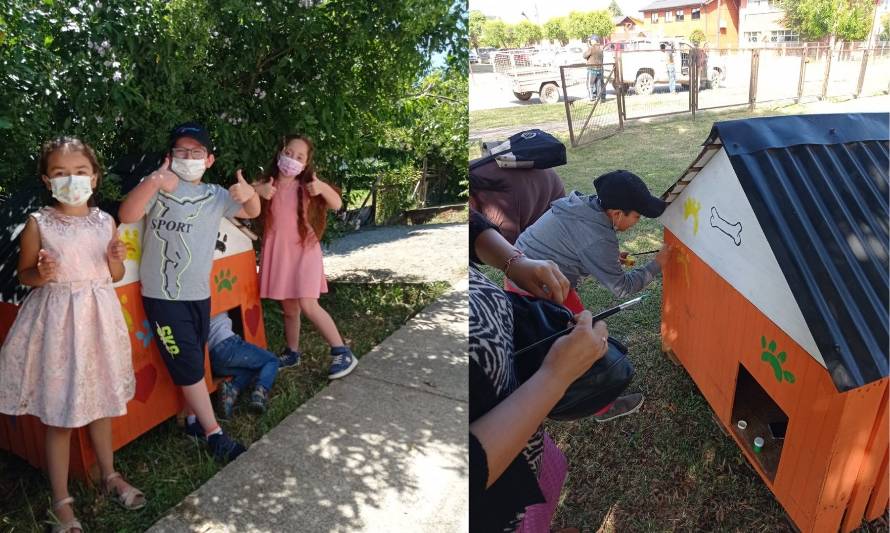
[507,292,635,421]
[470,129,566,170]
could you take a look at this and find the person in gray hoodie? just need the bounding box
[513,169,672,422]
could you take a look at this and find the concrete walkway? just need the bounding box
[322,223,468,284]
[148,279,469,533]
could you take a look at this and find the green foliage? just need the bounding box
[375,164,421,224]
[609,0,624,17]
[469,9,486,49]
[0,0,466,209]
[481,19,508,47]
[543,16,570,45]
[881,13,890,41]
[566,10,614,40]
[514,20,543,46]
[778,0,875,40]
[689,28,707,44]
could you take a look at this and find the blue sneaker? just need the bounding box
[328,347,358,380]
[184,419,204,440]
[278,348,301,369]
[216,381,239,421]
[206,432,246,463]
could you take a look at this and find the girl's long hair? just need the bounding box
[38,137,103,207]
[256,135,334,242]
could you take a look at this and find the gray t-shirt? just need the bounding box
[208,312,237,350]
[140,180,241,300]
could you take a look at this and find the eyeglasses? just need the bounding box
[171,148,208,159]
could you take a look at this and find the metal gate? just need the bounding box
[559,62,623,147]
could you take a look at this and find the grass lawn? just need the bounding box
[0,281,447,532]
[472,104,889,532]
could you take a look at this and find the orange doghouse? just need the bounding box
[659,113,888,532]
[0,215,266,480]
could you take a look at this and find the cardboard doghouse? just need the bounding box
[659,113,888,532]
[0,190,266,480]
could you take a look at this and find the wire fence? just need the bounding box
[561,42,890,147]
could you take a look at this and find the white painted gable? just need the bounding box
[114,217,255,287]
[660,147,827,369]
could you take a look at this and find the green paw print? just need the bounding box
[761,336,795,384]
[214,269,238,292]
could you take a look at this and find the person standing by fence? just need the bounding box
[584,37,606,102]
[661,43,677,94]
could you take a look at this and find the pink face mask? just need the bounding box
[278,154,305,177]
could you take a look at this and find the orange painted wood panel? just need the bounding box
[864,451,889,521]
[661,230,888,532]
[841,382,889,532]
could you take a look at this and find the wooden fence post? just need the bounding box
[821,46,832,99]
[796,44,807,103]
[748,49,759,111]
[855,49,869,97]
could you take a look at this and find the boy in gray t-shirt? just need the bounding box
[118,122,261,463]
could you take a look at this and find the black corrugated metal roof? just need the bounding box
[708,113,889,391]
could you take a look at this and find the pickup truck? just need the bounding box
[607,40,726,95]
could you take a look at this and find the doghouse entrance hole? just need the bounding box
[730,365,788,482]
[225,306,245,338]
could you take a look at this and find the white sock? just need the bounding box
[206,426,223,437]
[187,414,197,425]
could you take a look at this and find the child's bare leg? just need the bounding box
[45,426,77,525]
[299,298,343,347]
[87,417,139,497]
[281,299,302,351]
[181,381,220,436]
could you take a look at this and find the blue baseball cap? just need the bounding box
[169,122,212,152]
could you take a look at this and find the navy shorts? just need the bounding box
[142,296,211,386]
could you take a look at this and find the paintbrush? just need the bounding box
[514,295,647,356]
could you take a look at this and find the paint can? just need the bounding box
[753,436,765,453]
[737,420,747,430]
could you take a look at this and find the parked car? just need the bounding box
[613,40,726,95]
[552,45,587,66]
[478,47,497,64]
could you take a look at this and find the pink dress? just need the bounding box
[0,207,134,428]
[259,179,328,300]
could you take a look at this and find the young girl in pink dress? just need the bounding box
[0,138,144,532]
[254,135,356,379]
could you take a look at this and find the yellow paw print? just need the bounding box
[121,228,141,261]
[118,294,135,332]
[683,197,701,235]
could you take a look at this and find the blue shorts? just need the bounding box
[142,297,210,386]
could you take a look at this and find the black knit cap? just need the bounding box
[593,170,666,218]
[169,122,212,152]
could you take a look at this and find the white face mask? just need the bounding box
[49,175,93,206]
[171,157,206,182]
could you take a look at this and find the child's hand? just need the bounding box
[305,173,322,196]
[37,249,59,281]
[229,170,256,204]
[148,157,178,193]
[254,180,277,200]
[107,229,127,263]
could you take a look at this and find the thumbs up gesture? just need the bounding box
[149,157,178,193]
[254,179,277,201]
[37,249,59,281]
[107,228,127,263]
[305,172,322,197]
[229,169,255,204]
